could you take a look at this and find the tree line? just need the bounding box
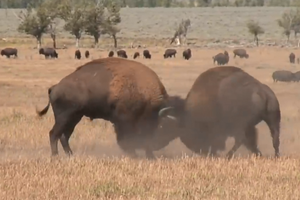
[2,0,300,8]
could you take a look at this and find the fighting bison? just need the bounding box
[133,52,140,59]
[75,50,81,59]
[143,50,151,59]
[213,51,229,65]
[1,48,18,58]
[36,57,172,159]
[164,49,177,58]
[85,50,90,59]
[108,51,114,57]
[182,49,192,60]
[289,52,295,63]
[39,47,58,59]
[157,66,281,159]
[293,71,300,82]
[233,49,249,59]
[272,70,294,82]
[117,50,128,58]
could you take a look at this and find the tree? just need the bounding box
[58,0,87,48]
[277,9,300,43]
[84,3,105,47]
[102,2,121,48]
[246,20,264,46]
[16,2,55,49]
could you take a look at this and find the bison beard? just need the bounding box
[157,66,281,159]
[36,57,172,159]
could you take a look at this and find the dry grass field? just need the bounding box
[1,45,300,199]
[1,6,300,200]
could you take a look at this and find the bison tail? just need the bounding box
[36,86,54,117]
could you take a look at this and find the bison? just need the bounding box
[272,70,294,82]
[75,50,81,59]
[85,50,90,59]
[164,49,177,58]
[213,51,229,65]
[36,57,173,159]
[39,48,58,59]
[157,66,281,159]
[182,49,192,60]
[1,48,18,58]
[143,50,151,59]
[108,51,114,57]
[133,52,140,59]
[233,49,249,59]
[289,52,295,63]
[293,71,300,82]
[117,50,128,58]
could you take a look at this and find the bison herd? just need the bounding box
[33,56,281,160]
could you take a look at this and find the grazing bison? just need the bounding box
[36,57,172,159]
[143,50,151,59]
[108,51,114,57]
[85,50,90,59]
[213,51,229,65]
[164,49,177,58]
[289,52,295,63]
[182,49,192,60]
[117,50,128,58]
[39,48,58,59]
[133,52,140,59]
[293,71,300,82]
[157,66,281,159]
[1,48,18,58]
[233,49,249,59]
[75,50,81,60]
[272,70,294,82]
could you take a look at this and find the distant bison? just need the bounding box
[39,48,58,59]
[36,57,173,159]
[157,66,281,159]
[133,52,140,59]
[143,50,151,59]
[85,50,90,59]
[117,50,128,58]
[182,49,192,60]
[1,48,18,58]
[293,71,300,82]
[289,52,295,63]
[108,51,114,57]
[272,70,294,82]
[75,50,81,59]
[164,49,177,58]
[233,49,249,59]
[213,51,229,65]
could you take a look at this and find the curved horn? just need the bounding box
[166,115,177,121]
[158,106,174,117]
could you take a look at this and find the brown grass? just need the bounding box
[1,45,300,199]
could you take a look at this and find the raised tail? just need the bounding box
[36,85,54,117]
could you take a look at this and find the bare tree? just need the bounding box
[246,20,264,46]
[170,19,191,46]
[277,9,300,43]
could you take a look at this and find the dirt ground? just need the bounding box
[1,45,300,199]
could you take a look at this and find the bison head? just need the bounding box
[0,50,4,56]
[39,48,44,55]
[245,54,249,58]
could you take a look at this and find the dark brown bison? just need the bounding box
[157,66,281,159]
[75,50,81,59]
[39,48,58,59]
[108,51,114,57]
[85,50,90,59]
[1,48,18,58]
[36,57,172,159]
[233,49,249,59]
[133,52,140,59]
[164,49,177,58]
[182,49,192,60]
[143,50,151,59]
[117,50,128,58]
[213,51,229,65]
[289,52,295,63]
[272,70,294,82]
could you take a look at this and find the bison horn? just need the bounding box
[159,107,174,117]
[166,115,177,121]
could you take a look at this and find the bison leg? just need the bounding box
[243,126,262,157]
[264,114,280,158]
[226,138,243,159]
